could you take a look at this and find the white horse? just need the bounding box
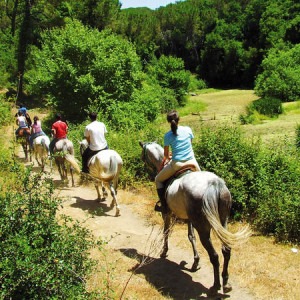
[79,139,123,216]
[32,135,52,171]
[139,141,251,294]
[53,139,80,187]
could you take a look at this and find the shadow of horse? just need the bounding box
[119,248,229,300]
[70,196,116,217]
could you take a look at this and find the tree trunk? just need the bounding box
[17,0,31,101]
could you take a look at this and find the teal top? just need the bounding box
[164,126,194,161]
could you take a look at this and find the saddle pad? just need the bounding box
[164,165,197,198]
[17,128,30,137]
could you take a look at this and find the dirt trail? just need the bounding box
[17,146,256,300]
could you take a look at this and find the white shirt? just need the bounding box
[84,121,107,151]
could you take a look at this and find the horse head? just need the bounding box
[78,139,88,156]
[139,141,164,173]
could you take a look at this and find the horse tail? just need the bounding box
[65,154,81,173]
[202,178,251,249]
[99,154,118,179]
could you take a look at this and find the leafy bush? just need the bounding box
[255,45,300,102]
[193,124,300,242]
[0,95,13,126]
[0,167,100,298]
[188,74,207,91]
[296,124,300,148]
[250,97,283,117]
[239,97,282,124]
[26,18,142,121]
[146,55,190,105]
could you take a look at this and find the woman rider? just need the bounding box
[155,110,201,213]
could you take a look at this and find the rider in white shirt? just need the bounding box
[81,112,108,173]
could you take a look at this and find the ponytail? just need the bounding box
[167,110,179,136]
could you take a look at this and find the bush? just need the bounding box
[255,45,300,102]
[0,167,100,298]
[26,18,142,121]
[296,124,300,148]
[146,55,190,105]
[188,74,207,91]
[239,97,283,124]
[250,97,283,117]
[193,124,300,242]
[0,95,13,126]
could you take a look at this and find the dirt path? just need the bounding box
[17,145,257,300]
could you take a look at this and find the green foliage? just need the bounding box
[0,95,13,126]
[188,74,207,91]
[296,124,300,149]
[255,45,300,101]
[240,97,283,124]
[26,19,142,121]
[250,97,283,116]
[146,55,190,105]
[0,166,100,298]
[193,124,300,242]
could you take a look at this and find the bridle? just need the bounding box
[142,142,158,175]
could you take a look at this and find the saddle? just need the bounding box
[164,164,197,197]
[17,128,30,138]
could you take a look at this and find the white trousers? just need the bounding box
[155,157,201,189]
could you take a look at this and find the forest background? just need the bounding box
[0,0,299,298]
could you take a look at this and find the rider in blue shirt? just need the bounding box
[155,110,201,213]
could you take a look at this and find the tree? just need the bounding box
[26,19,142,120]
[255,44,300,101]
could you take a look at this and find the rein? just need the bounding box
[143,143,158,175]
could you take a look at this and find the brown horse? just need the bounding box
[16,128,31,162]
[139,141,251,295]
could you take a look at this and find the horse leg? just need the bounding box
[109,182,120,217]
[187,221,200,271]
[102,181,108,198]
[161,212,171,258]
[70,166,75,187]
[94,182,102,201]
[198,229,221,293]
[222,244,232,293]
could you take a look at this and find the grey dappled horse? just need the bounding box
[32,135,52,171]
[53,139,80,187]
[139,141,251,294]
[79,139,123,217]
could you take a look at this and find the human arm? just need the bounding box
[158,146,171,172]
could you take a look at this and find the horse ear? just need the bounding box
[77,140,81,144]
[139,141,144,148]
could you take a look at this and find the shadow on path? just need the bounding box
[119,248,229,300]
[70,195,114,217]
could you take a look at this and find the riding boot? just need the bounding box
[155,188,167,213]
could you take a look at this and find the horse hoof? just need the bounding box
[115,208,120,217]
[223,283,232,293]
[207,285,220,296]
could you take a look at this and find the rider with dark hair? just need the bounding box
[29,116,46,148]
[15,110,28,136]
[81,111,108,174]
[49,113,68,154]
[154,110,200,212]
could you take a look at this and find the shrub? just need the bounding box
[250,97,283,117]
[188,74,207,91]
[0,95,13,126]
[193,124,300,242]
[0,167,100,298]
[296,124,300,148]
[239,97,282,124]
[146,55,190,105]
[26,19,142,121]
[255,45,300,102]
